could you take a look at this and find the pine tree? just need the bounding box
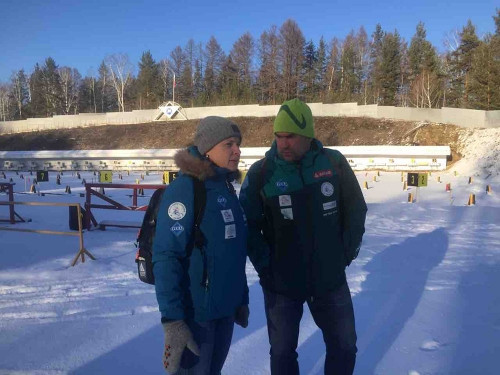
[302,40,317,101]
[469,9,500,110]
[78,75,97,113]
[469,38,495,109]
[137,51,161,109]
[315,36,328,101]
[27,64,42,117]
[379,31,401,105]
[97,61,114,112]
[447,20,480,107]
[369,24,385,104]
[41,57,63,116]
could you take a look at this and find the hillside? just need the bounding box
[0,117,467,162]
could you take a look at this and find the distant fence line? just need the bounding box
[1,103,499,135]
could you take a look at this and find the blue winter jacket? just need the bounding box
[153,146,248,322]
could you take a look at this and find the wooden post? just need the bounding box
[71,203,96,266]
[133,188,138,206]
[467,193,476,206]
[408,193,414,203]
[363,181,368,189]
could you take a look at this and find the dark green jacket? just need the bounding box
[239,139,367,298]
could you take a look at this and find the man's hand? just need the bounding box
[162,320,200,373]
[234,305,250,328]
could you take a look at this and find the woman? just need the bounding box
[153,116,249,374]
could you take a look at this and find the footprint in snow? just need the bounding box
[420,339,441,351]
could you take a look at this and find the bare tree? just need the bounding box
[159,59,171,102]
[0,83,10,121]
[326,38,341,100]
[59,67,81,114]
[278,19,305,99]
[258,25,280,104]
[10,70,28,119]
[105,54,133,112]
[204,36,226,104]
[230,32,255,101]
[410,70,442,108]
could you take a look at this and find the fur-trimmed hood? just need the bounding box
[174,148,215,181]
[174,147,241,181]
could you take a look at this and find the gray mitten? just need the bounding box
[234,305,249,328]
[162,320,200,374]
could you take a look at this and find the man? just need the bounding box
[239,98,367,375]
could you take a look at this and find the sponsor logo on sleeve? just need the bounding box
[217,195,227,207]
[170,222,184,236]
[314,169,333,179]
[276,180,289,192]
[168,202,186,220]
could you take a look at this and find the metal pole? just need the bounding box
[172,72,175,103]
[8,184,14,224]
[85,184,91,230]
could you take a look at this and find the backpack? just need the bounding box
[135,177,207,285]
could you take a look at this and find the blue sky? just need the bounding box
[0,0,498,82]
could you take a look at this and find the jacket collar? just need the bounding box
[266,138,323,168]
[174,146,240,181]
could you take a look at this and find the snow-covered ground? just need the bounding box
[1,139,499,374]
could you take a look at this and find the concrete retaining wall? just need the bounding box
[1,103,499,135]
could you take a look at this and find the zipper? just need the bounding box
[299,161,314,298]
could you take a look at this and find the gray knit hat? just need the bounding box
[194,116,242,155]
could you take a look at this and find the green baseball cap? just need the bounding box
[273,98,314,138]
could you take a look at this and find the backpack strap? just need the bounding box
[191,177,208,288]
[192,177,206,250]
[258,157,270,201]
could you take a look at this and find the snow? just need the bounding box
[1,139,499,375]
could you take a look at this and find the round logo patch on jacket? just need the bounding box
[168,202,186,220]
[321,182,334,197]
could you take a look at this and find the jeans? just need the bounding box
[176,316,235,375]
[263,282,357,375]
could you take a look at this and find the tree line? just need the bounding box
[0,12,499,121]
